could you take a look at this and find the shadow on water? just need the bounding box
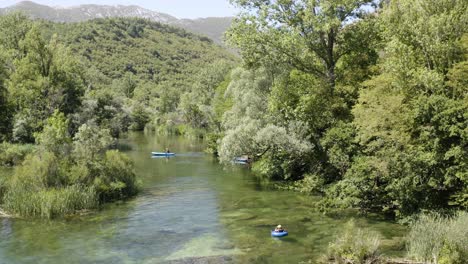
[115,142,133,151]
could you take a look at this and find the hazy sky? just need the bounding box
[0,0,239,19]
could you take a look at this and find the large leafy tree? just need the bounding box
[227,0,375,94]
[326,0,468,215]
[7,25,85,142]
[0,51,12,141]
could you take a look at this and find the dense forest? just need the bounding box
[211,0,466,218]
[0,0,467,263]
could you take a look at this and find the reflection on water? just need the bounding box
[0,133,406,263]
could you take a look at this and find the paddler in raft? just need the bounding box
[274,224,285,233]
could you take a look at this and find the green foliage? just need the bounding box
[407,212,468,264]
[218,67,314,179]
[321,122,359,177]
[179,59,235,134]
[228,0,374,92]
[4,20,85,142]
[2,114,137,218]
[35,110,72,155]
[50,17,237,124]
[0,12,32,54]
[314,0,468,217]
[218,0,468,219]
[324,220,381,264]
[285,173,325,194]
[96,150,138,202]
[0,142,34,167]
[0,13,234,217]
[0,51,12,142]
[0,14,236,141]
[72,123,113,162]
[380,0,467,77]
[4,183,96,219]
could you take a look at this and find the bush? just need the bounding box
[2,151,93,218]
[407,212,468,264]
[292,173,325,193]
[0,142,34,167]
[1,119,138,219]
[205,132,222,155]
[95,150,138,202]
[324,220,381,264]
[0,174,6,204]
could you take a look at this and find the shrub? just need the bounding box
[2,151,87,218]
[1,119,138,219]
[0,142,34,167]
[292,173,325,193]
[324,220,381,264]
[95,150,138,202]
[0,174,6,204]
[407,212,468,264]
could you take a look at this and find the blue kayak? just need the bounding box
[271,230,288,237]
[151,152,176,157]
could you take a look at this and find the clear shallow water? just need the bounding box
[0,133,407,263]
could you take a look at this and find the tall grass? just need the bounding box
[4,185,97,219]
[324,220,382,264]
[407,212,468,264]
[2,149,137,219]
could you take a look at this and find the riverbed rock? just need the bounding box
[159,255,234,264]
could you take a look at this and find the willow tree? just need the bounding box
[227,0,375,94]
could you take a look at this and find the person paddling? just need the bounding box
[274,224,285,232]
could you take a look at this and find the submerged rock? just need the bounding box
[160,255,234,264]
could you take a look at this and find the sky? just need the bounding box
[0,0,239,19]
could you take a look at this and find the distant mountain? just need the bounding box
[0,1,232,43]
[175,17,233,45]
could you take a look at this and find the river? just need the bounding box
[0,133,407,263]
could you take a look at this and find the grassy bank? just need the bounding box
[324,212,468,264]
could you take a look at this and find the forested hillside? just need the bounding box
[0,1,232,44]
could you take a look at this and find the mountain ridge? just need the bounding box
[0,1,232,44]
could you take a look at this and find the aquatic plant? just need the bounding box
[4,185,97,219]
[407,212,468,264]
[324,220,381,264]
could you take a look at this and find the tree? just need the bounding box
[0,12,32,57]
[7,26,85,141]
[0,50,12,141]
[72,123,113,163]
[227,0,375,94]
[35,110,72,156]
[324,0,468,216]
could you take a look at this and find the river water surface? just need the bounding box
[0,133,406,263]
